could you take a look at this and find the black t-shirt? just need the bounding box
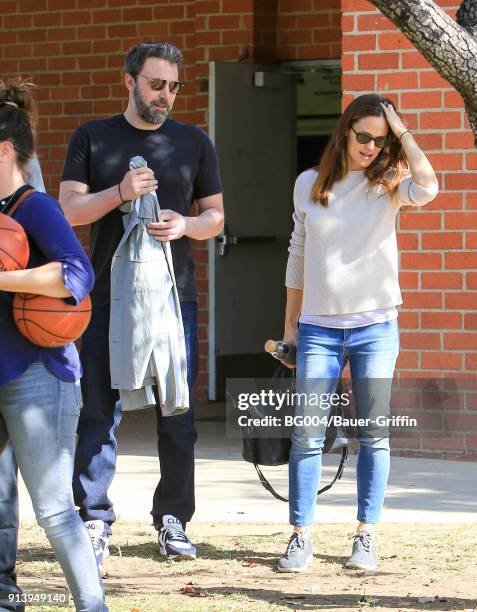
[61,114,222,306]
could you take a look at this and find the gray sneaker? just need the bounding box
[277,531,313,573]
[345,531,377,570]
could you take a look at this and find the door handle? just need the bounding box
[217,226,277,256]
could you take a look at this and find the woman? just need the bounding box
[279,94,438,573]
[0,79,107,610]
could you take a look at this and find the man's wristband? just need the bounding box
[118,182,127,202]
[399,130,412,141]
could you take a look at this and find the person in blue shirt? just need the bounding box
[0,79,107,612]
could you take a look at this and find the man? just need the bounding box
[59,42,223,565]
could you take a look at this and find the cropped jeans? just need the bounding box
[0,362,106,612]
[289,320,399,527]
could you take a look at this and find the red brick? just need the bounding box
[341,54,355,72]
[396,351,418,369]
[467,193,477,209]
[341,14,355,33]
[122,6,153,21]
[445,131,475,149]
[444,213,477,229]
[399,271,419,289]
[426,192,462,211]
[5,14,32,28]
[401,91,441,110]
[402,291,443,309]
[92,9,121,23]
[445,292,477,309]
[342,0,372,9]
[401,51,432,69]
[421,352,462,370]
[401,332,441,350]
[422,272,463,290]
[465,354,477,370]
[4,44,33,59]
[419,71,452,89]
[422,232,462,250]
[195,0,221,15]
[399,212,441,230]
[399,311,419,329]
[444,333,477,350]
[446,252,477,270]
[444,90,464,108]
[357,13,395,31]
[63,11,92,25]
[377,71,418,90]
[342,33,376,52]
[397,233,418,250]
[358,52,399,71]
[422,433,465,450]
[401,253,442,270]
[281,29,312,45]
[279,0,312,10]
[420,111,461,130]
[466,272,477,289]
[414,133,442,151]
[296,14,330,28]
[343,74,375,91]
[445,174,477,191]
[466,152,477,170]
[422,312,462,329]
[378,32,413,51]
[108,24,138,38]
[62,41,92,55]
[47,27,77,41]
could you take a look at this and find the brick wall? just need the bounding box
[0,0,340,400]
[342,0,477,459]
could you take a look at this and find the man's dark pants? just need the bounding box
[73,301,199,533]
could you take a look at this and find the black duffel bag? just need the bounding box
[241,365,348,502]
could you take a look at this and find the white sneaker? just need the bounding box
[158,515,197,560]
[84,520,110,570]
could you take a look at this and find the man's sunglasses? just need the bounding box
[350,126,387,149]
[138,73,183,94]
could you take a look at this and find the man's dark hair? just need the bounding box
[124,42,183,78]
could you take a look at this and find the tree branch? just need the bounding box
[457,0,477,39]
[368,0,477,144]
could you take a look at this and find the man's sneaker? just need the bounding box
[158,515,197,560]
[345,531,377,570]
[84,520,110,570]
[277,530,313,573]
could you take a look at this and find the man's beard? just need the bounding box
[133,86,170,125]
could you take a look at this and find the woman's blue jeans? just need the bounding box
[0,362,106,612]
[289,320,399,527]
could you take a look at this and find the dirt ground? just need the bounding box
[14,521,477,612]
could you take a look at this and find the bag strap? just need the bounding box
[6,188,35,217]
[253,446,349,503]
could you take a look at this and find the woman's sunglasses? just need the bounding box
[138,73,184,94]
[350,126,387,149]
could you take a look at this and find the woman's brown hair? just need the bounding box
[310,93,408,207]
[0,77,38,170]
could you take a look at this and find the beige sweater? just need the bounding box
[285,169,438,315]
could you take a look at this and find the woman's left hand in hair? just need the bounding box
[380,102,408,139]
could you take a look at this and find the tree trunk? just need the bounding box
[368,0,477,145]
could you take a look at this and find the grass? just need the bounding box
[15,521,477,612]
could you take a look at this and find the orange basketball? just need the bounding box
[0,212,29,271]
[12,293,92,348]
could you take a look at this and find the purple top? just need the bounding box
[0,187,95,387]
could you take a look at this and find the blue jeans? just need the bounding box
[74,301,199,532]
[289,320,399,527]
[0,362,106,612]
[0,443,22,611]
